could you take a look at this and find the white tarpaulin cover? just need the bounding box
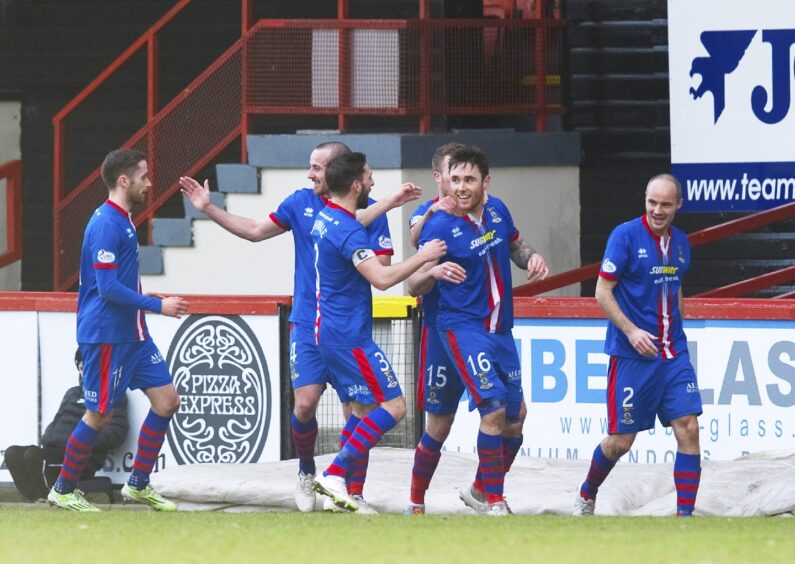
[151,448,795,516]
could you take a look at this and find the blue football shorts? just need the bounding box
[417,323,465,415]
[80,338,172,413]
[606,351,703,434]
[289,323,349,402]
[320,340,403,405]
[440,328,524,416]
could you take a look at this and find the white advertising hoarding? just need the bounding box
[669,0,795,211]
[2,310,281,484]
[442,318,795,463]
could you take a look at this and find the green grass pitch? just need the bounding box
[1,508,793,563]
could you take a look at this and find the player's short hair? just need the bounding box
[325,152,367,196]
[101,148,146,190]
[448,145,489,178]
[314,141,351,161]
[431,142,467,173]
[647,173,682,202]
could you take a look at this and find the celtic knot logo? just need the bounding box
[166,315,270,465]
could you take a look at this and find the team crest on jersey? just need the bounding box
[96,249,116,264]
[621,407,634,426]
[452,226,462,238]
[637,248,648,259]
[476,371,493,390]
[601,258,616,273]
[378,235,393,249]
[166,315,271,465]
[488,207,502,223]
[384,368,399,388]
[427,386,440,405]
[304,207,314,217]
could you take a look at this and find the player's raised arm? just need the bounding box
[179,176,286,242]
[356,181,422,227]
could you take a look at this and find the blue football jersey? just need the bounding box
[419,196,519,333]
[77,200,161,344]
[409,199,441,328]
[271,188,392,328]
[599,215,691,360]
[311,202,379,347]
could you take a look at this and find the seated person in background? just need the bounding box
[3,349,129,501]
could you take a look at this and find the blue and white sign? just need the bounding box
[442,317,795,463]
[669,0,795,211]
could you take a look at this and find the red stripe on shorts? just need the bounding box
[416,325,428,411]
[99,344,112,414]
[607,356,618,434]
[353,348,385,403]
[445,330,482,405]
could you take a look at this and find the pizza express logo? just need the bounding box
[166,315,271,465]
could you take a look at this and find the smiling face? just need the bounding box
[307,147,334,196]
[644,177,682,235]
[449,161,490,217]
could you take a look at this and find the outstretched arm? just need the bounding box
[356,239,447,291]
[179,176,286,242]
[357,182,423,227]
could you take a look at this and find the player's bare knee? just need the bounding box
[426,413,455,442]
[293,386,322,420]
[84,409,112,430]
[382,396,406,422]
[603,433,635,459]
[673,415,700,450]
[479,401,506,435]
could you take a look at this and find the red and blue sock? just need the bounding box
[325,407,396,478]
[410,432,444,505]
[291,413,318,476]
[339,414,369,495]
[580,444,616,500]
[54,420,99,494]
[503,434,523,474]
[674,452,701,516]
[477,430,505,503]
[128,410,170,490]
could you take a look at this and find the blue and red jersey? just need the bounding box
[599,215,691,360]
[311,202,382,348]
[77,200,161,344]
[409,199,441,328]
[270,188,392,329]
[419,195,519,333]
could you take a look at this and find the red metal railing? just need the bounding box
[0,159,22,269]
[515,201,795,298]
[52,0,565,291]
[244,16,565,133]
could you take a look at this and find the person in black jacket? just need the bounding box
[3,349,129,501]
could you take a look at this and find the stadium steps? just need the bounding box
[140,164,258,275]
